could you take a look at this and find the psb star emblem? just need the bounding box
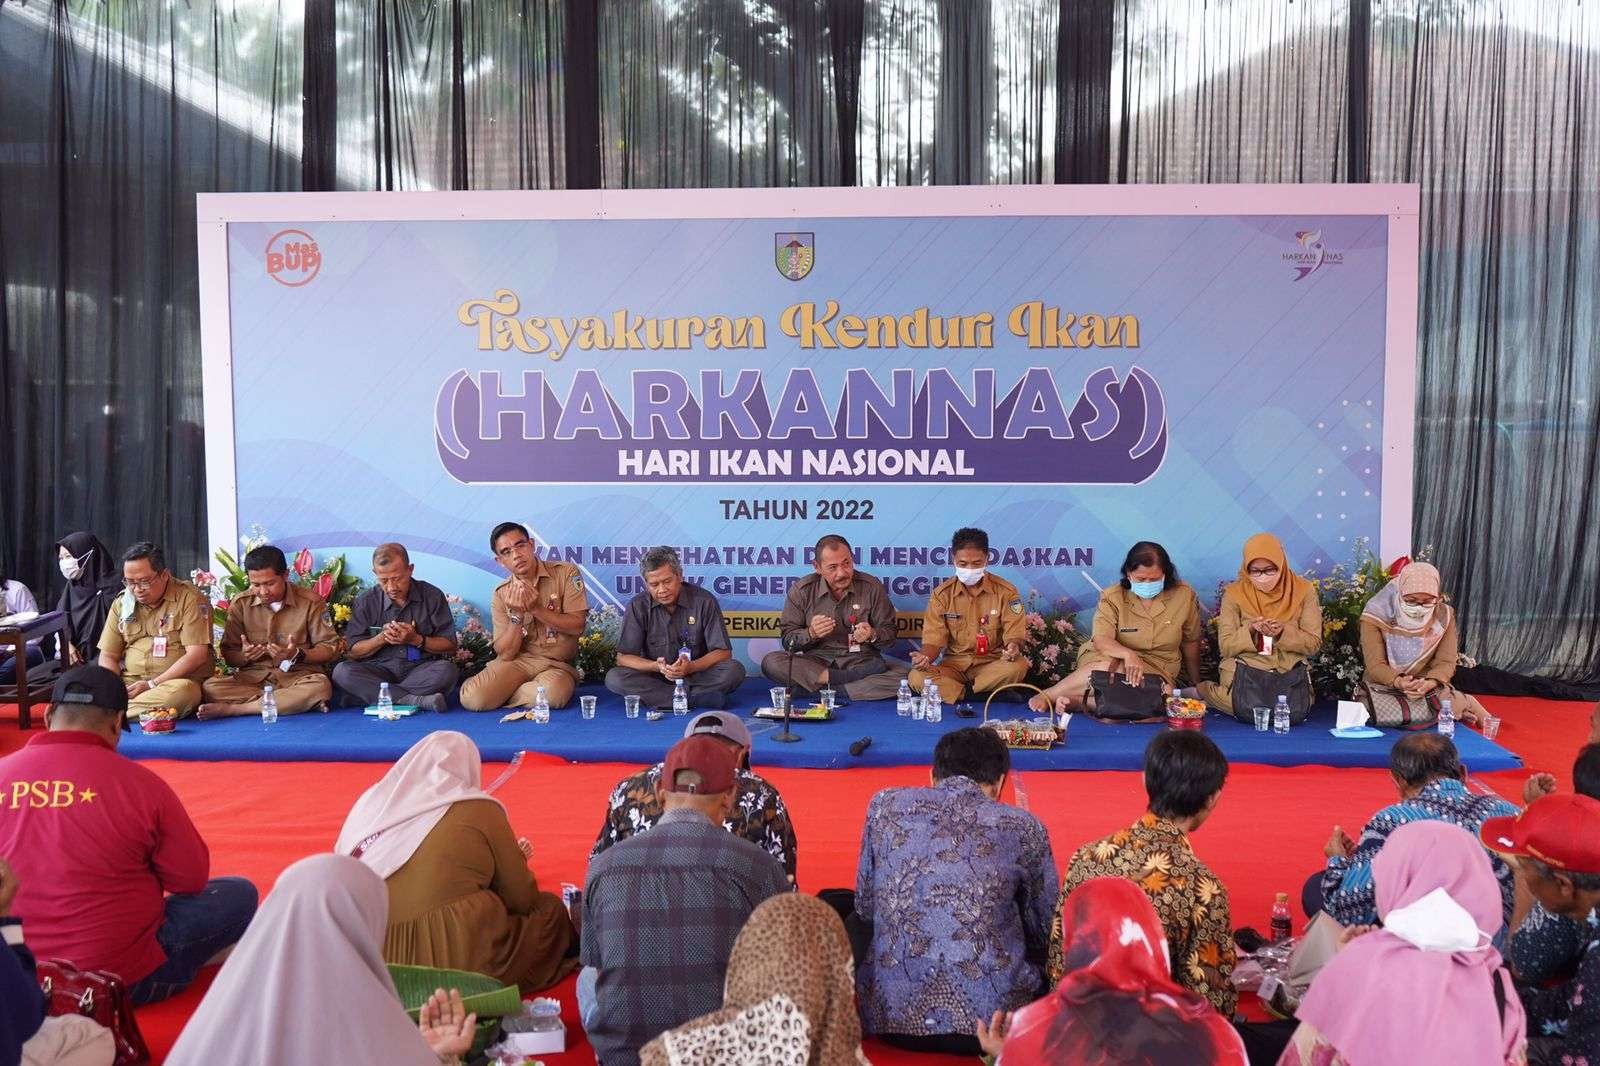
[775,232,814,281]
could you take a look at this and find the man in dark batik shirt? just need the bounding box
[589,711,797,883]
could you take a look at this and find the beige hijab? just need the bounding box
[335,731,500,878]
[640,893,869,1066]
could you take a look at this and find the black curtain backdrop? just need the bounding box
[1,0,1596,682]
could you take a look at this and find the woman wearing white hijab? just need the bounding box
[165,854,477,1065]
[335,731,576,992]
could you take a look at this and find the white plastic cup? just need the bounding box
[580,695,598,720]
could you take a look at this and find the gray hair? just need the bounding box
[1523,857,1600,893]
[372,542,411,567]
[640,545,682,578]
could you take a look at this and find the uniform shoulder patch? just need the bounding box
[1009,599,1024,614]
[571,573,584,589]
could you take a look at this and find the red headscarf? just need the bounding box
[1000,878,1247,1066]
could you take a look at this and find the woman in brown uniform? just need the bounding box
[1199,532,1322,713]
[335,731,576,992]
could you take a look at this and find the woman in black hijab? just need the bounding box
[54,532,124,663]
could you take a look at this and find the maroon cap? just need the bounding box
[1480,793,1600,875]
[662,734,739,795]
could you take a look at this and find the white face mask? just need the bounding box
[59,556,84,581]
[1400,601,1433,623]
[1383,887,1490,954]
[955,566,985,587]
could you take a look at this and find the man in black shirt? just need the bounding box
[604,546,745,710]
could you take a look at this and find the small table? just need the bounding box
[0,611,69,730]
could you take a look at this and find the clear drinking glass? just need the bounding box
[769,687,788,713]
[623,694,641,719]
[1482,715,1501,740]
[819,688,836,712]
[580,695,598,720]
[1252,706,1271,732]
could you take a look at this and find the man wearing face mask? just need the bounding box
[195,545,346,720]
[908,528,1028,704]
[96,542,215,720]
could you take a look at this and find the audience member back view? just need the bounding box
[0,665,257,1004]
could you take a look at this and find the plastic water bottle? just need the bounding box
[895,679,914,718]
[532,685,550,724]
[1438,696,1455,737]
[1273,694,1291,734]
[913,679,930,720]
[672,679,688,716]
[376,682,393,715]
[261,683,278,724]
[1270,892,1292,942]
[926,686,943,723]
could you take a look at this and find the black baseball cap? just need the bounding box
[52,664,131,729]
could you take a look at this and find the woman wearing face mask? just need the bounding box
[1029,541,1201,715]
[1199,533,1322,714]
[1358,561,1485,726]
[0,560,43,684]
[52,533,124,665]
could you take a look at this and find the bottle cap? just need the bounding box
[1275,892,1289,902]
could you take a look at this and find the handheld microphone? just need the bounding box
[849,736,872,756]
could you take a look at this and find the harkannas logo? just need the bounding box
[266,229,322,287]
[1283,229,1344,281]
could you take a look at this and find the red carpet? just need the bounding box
[1,695,1589,1064]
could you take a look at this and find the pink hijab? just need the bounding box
[335,731,500,878]
[166,855,439,1066]
[1361,562,1452,673]
[1295,821,1526,1066]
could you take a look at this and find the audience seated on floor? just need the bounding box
[1284,821,1528,1066]
[1055,729,1236,1015]
[855,726,1057,1057]
[1509,742,1600,989]
[51,532,124,666]
[164,854,478,1066]
[639,892,866,1066]
[95,542,214,721]
[1315,733,1518,936]
[590,710,798,882]
[984,877,1247,1066]
[335,731,575,993]
[0,665,256,1006]
[579,733,790,1066]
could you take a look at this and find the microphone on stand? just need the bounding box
[773,630,802,743]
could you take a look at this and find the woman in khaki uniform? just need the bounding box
[1030,541,1201,714]
[1199,533,1322,713]
[335,732,576,993]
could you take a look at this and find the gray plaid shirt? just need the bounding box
[581,807,789,1066]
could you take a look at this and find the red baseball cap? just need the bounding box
[1479,793,1600,875]
[662,734,739,795]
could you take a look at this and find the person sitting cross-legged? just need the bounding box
[95,541,214,721]
[604,546,745,711]
[333,542,459,713]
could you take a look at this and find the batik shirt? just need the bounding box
[855,775,1058,1037]
[589,762,798,882]
[1321,778,1519,934]
[1052,813,1237,1015]
[1516,905,1599,1063]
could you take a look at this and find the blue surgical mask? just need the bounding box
[1129,579,1164,600]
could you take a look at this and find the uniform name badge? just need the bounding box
[151,635,169,658]
[1261,632,1275,655]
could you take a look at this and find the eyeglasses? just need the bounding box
[125,578,160,591]
[1247,567,1280,577]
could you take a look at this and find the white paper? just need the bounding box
[1336,700,1370,730]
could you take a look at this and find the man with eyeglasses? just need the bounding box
[96,542,215,720]
[459,521,590,713]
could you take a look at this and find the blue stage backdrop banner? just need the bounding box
[198,186,1419,665]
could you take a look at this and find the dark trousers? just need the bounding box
[603,660,746,709]
[1301,869,1325,919]
[331,657,459,707]
[127,877,259,1005]
[0,646,44,684]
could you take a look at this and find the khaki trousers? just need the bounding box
[125,678,204,720]
[909,655,1028,703]
[460,655,577,711]
[201,667,332,715]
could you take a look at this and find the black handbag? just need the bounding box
[1229,659,1314,725]
[1087,670,1167,722]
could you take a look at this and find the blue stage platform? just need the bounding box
[117,679,1523,772]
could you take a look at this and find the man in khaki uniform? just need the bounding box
[460,521,589,711]
[96,541,215,719]
[762,533,908,702]
[909,527,1028,703]
[197,545,347,719]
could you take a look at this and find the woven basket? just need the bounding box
[981,683,1045,723]
[387,963,520,1053]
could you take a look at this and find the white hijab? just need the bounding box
[165,854,439,1066]
[335,731,501,878]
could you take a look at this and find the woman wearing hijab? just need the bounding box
[1359,561,1485,726]
[165,854,478,1066]
[1280,820,1527,1065]
[335,731,575,993]
[639,893,869,1066]
[1200,533,1322,714]
[987,877,1246,1065]
[53,533,123,664]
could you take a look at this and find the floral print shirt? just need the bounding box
[1051,813,1237,1015]
[589,762,798,882]
[1517,906,1600,1064]
[855,776,1058,1037]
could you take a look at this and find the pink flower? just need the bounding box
[293,548,314,577]
[190,569,215,589]
[215,598,230,611]
[465,619,486,635]
[1025,612,1045,629]
[315,573,334,600]
[1042,644,1061,663]
[455,648,472,663]
[1054,619,1071,633]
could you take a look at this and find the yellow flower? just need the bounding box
[332,603,351,623]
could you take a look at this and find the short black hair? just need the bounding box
[1575,743,1600,801]
[1389,732,1462,788]
[122,541,167,574]
[1120,541,1177,590]
[814,534,851,557]
[490,521,530,552]
[243,545,288,574]
[932,727,1010,786]
[1144,730,1228,819]
[951,527,989,554]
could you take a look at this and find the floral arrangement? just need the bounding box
[448,595,495,678]
[1018,593,1085,690]
[192,526,365,635]
[575,604,623,683]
